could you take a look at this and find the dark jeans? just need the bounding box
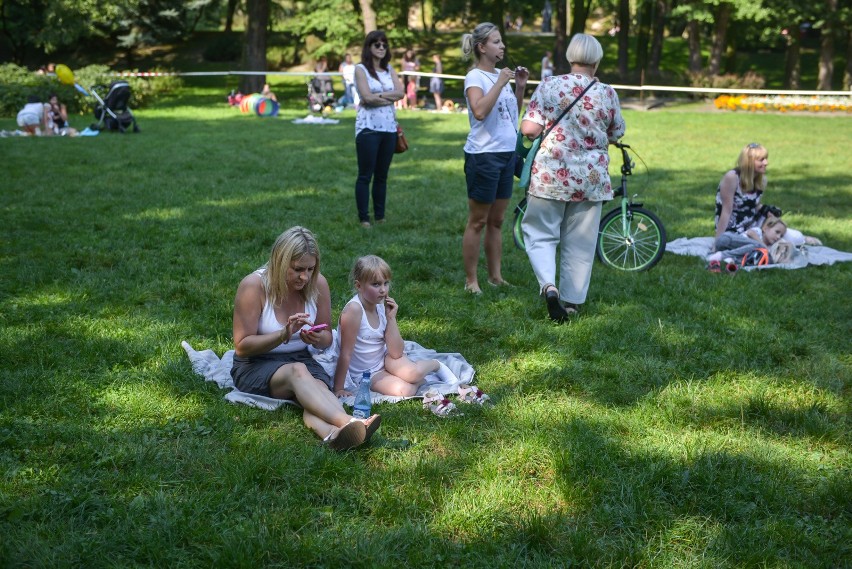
[355,128,397,222]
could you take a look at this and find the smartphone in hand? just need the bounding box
[306,323,328,333]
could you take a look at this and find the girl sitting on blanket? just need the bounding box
[332,255,458,398]
[231,226,380,451]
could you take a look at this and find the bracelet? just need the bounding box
[279,327,289,344]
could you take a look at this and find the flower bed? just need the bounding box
[714,94,851,113]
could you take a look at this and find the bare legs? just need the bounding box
[463,198,510,293]
[370,356,440,397]
[269,362,358,440]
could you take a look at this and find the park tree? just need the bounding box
[0,0,126,64]
[241,0,268,93]
[817,0,838,90]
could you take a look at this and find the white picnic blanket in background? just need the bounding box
[291,115,339,125]
[182,331,475,411]
[665,237,852,270]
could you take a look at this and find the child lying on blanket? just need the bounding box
[333,255,458,398]
[745,215,787,247]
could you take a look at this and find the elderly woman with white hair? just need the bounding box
[520,33,625,322]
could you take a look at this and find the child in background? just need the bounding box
[332,255,457,398]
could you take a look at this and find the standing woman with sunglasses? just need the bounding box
[461,22,529,294]
[353,31,405,228]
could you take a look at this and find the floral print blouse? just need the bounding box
[522,74,626,202]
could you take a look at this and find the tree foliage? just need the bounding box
[1,0,849,90]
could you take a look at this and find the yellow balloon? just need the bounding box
[55,64,74,85]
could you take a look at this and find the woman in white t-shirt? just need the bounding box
[461,22,529,294]
[16,95,48,136]
[353,30,405,228]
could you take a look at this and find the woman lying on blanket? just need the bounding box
[714,142,822,252]
[332,255,458,398]
[231,226,381,451]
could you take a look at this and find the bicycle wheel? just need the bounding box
[512,197,527,251]
[597,206,666,271]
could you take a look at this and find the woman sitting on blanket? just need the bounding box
[714,143,822,253]
[231,226,381,451]
[332,255,458,398]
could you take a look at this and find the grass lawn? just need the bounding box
[1,90,850,567]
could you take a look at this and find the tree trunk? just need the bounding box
[554,0,568,74]
[224,0,239,33]
[570,0,590,36]
[634,0,652,75]
[359,0,376,34]
[817,0,837,90]
[687,20,702,73]
[617,0,630,79]
[844,29,852,90]
[240,0,268,94]
[648,0,667,77]
[784,28,801,89]
[707,2,731,75]
[396,0,410,30]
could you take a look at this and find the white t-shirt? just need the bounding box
[341,62,356,85]
[463,69,518,154]
[16,102,45,127]
[541,56,553,78]
[355,63,398,135]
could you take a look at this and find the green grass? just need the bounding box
[1,95,850,567]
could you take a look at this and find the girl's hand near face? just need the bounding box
[384,296,399,320]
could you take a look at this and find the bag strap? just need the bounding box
[539,78,598,143]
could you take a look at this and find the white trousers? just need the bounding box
[521,196,602,304]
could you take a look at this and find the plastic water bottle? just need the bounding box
[352,371,372,419]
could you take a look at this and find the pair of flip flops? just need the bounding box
[422,384,491,417]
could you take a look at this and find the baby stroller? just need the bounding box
[91,81,140,133]
[307,76,335,113]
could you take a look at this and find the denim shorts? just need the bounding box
[464,151,515,203]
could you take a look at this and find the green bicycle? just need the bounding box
[512,141,667,272]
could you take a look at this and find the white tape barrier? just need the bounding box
[74,70,852,97]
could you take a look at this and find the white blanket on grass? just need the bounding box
[665,237,852,270]
[181,332,475,411]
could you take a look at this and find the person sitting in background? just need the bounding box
[16,95,48,136]
[45,93,77,136]
[261,83,277,102]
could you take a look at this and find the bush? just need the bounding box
[0,63,183,117]
[687,70,766,91]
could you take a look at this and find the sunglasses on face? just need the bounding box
[372,41,388,49]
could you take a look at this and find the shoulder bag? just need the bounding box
[395,123,408,153]
[517,78,598,190]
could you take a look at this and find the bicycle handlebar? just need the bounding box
[611,141,634,176]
